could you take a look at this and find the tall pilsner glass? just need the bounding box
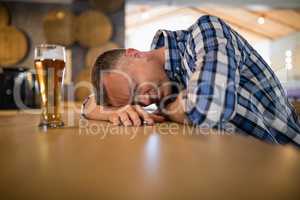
[34,44,66,128]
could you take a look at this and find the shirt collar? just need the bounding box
[150,29,182,83]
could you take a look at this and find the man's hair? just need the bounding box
[91,48,125,105]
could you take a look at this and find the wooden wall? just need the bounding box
[1,1,124,82]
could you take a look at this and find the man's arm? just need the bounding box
[82,95,121,121]
[162,91,189,124]
[163,16,240,127]
[184,15,239,127]
[82,95,165,126]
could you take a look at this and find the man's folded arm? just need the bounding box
[186,17,239,127]
[165,17,239,127]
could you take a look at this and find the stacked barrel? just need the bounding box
[42,0,123,101]
[0,3,28,67]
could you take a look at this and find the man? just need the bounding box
[82,15,300,145]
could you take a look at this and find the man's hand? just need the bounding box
[83,97,165,126]
[162,90,190,124]
[108,105,165,126]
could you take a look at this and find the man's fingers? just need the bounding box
[126,107,141,126]
[110,105,165,127]
[119,112,132,126]
[109,114,120,126]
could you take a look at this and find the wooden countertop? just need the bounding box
[0,108,300,199]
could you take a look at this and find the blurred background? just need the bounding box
[0,0,299,113]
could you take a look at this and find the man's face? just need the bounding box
[102,55,171,107]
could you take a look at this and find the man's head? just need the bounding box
[91,48,171,107]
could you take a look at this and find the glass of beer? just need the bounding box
[34,44,66,128]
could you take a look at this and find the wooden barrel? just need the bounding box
[0,26,28,66]
[85,42,119,68]
[76,10,113,48]
[0,3,9,27]
[89,0,124,13]
[74,69,94,102]
[43,9,75,46]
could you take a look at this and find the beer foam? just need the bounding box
[35,45,66,61]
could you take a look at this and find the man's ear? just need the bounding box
[125,48,145,58]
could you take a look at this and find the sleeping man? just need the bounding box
[81,15,300,145]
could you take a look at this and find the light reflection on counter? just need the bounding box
[144,133,160,175]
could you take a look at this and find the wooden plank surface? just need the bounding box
[0,110,299,199]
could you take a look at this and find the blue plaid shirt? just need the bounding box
[151,15,300,145]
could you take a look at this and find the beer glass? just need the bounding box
[34,44,66,128]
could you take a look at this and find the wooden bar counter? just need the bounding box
[0,106,300,199]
